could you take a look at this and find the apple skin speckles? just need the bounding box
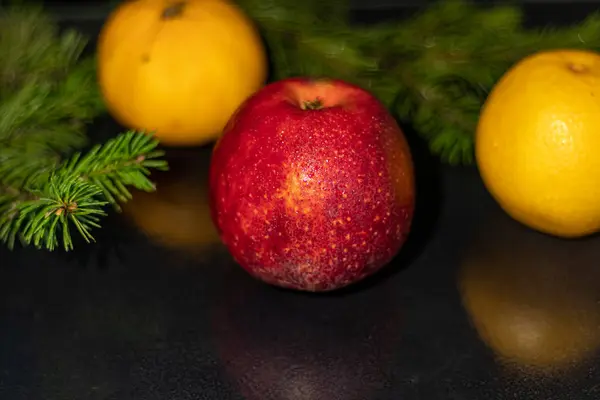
[209,77,415,292]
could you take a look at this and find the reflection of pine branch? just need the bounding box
[0,132,168,251]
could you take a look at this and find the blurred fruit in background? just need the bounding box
[121,147,223,254]
[210,271,402,400]
[97,0,267,146]
[476,49,600,238]
[458,207,600,375]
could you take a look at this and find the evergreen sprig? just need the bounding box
[237,0,600,164]
[0,6,104,153]
[0,132,168,252]
[0,172,107,252]
[0,5,167,251]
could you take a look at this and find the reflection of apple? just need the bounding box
[209,77,415,292]
[121,148,224,255]
[211,269,401,400]
[458,208,600,374]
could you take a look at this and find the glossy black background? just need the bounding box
[2,2,600,399]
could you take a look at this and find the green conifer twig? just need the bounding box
[0,5,168,251]
[237,0,600,164]
[0,132,168,251]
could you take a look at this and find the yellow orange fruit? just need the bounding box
[476,49,600,237]
[97,0,267,146]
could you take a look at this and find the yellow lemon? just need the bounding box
[476,49,600,237]
[97,0,267,146]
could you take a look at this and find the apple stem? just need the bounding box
[301,98,324,110]
[162,1,186,20]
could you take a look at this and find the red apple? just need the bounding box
[209,77,415,292]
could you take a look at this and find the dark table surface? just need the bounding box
[3,2,600,399]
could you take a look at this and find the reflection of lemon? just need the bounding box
[121,149,222,252]
[459,209,600,373]
[476,50,600,238]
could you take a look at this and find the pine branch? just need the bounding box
[0,132,168,251]
[61,131,168,210]
[0,172,107,251]
[0,5,105,156]
[238,0,600,164]
[0,6,168,251]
